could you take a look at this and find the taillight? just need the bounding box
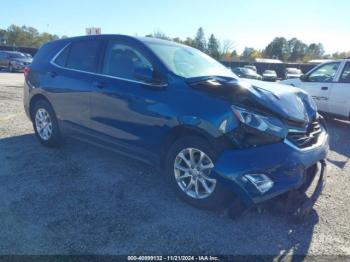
[23,66,31,77]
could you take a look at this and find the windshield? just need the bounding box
[241,68,255,74]
[146,42,237,79]
[9,53,26,59]
[286,68,301,74]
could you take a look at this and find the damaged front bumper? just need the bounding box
[212,130,329,209]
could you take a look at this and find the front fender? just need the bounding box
[177,110,239,139]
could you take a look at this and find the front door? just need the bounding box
[90,39,167,159]
[300,62,341,113]
[328,61,350,117]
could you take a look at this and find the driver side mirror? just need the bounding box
[134,67,154,83]
[300,74,309,82]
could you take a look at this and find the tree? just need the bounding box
[263,37,289,61]
[207,34,220,59]
[241,47,262,61]
[0,29,7,44]
[3,24,63,48]
[287,37,308,62]
[231,50,238,58]
[172,37,182,43]
[220,39,235,59]
[183,37,195,48]
[193,27,206,52]
[307,43,325,58]
[146,30,169,40]
[331,51,350,59]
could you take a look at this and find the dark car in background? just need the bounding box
[284,67,303,79]
[232,67,262,80]
[0,51,33,72]
[24,35,328,217]
[262,70,277,82]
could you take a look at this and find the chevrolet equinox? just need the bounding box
[24,35,329,215]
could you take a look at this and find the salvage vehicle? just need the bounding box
[281,58,350,119]
[23,35,328,217]
[0,51,32,72]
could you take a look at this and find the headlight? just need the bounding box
[231,105,287,138]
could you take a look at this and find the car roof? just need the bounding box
[0,51,23,54]
[48,34,186,48]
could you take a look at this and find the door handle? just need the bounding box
[321,86,328,90]
[48,71,57,78]
[93,81,105,89]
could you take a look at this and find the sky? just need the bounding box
[1,0,349,54]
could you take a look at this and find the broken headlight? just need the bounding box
[229,106,288,147]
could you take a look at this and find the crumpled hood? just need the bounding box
[245,79,317,124]
[187,76,317,125]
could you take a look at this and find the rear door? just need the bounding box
[300,62,341,112]
[327,61,350,117]
[48,39,102,131]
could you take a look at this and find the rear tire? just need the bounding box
[32,99,62,147]
[165,136,232,209]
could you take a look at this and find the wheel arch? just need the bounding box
[159,125,225,169]
[29,94,54,121]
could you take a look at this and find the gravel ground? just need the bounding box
[0,72,349,256]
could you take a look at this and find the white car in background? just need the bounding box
[281,58,350,119]
[262,70,277,82]
[284,67,303,79]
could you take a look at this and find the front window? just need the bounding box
[339,62,350,83]
[102,41,153,80]
[309,62,340,82]
[146,42,236,79]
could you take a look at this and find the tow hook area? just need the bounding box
[227,160,327,222]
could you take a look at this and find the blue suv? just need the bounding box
[24,35,329,215]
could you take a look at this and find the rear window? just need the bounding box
[54,45,70,67]
[66,40,100,72]
[286,68,301,74]
[9,53,26,59]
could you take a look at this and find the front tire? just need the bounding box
[165,136,232,209]
[32,100,62,147]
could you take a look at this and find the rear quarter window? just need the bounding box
[54,45,70,67]
[32,41,68,67]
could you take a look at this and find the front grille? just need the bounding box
[287,121,322,149]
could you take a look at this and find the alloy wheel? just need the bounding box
[174,147,216,199]
[35,108,53,140]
